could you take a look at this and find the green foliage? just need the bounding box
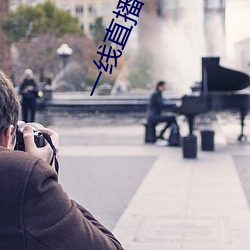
[92,17,109,46]
[128,51,153,89]
[1,0,80,42]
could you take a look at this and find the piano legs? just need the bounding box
[187,115,195,135]
[186,111,247,141]
[238,109,247,142]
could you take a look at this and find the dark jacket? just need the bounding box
[0,147,124,250]
[147,90,169,118]
[19,79,38,99]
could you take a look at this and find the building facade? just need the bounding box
[10,0,120,35]
[51,0,118,34]
[9,0,44,10]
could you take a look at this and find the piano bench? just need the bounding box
[142,120,156,143]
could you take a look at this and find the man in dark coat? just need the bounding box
[147,80,178,140]
[0,70,124,249]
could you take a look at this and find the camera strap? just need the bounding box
[40,132,59,174]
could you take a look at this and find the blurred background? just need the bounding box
[2,1,250,239]
[0,0,250,96]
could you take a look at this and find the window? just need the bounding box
[89,4,96,17]
[89,22,95,33]
[76,4,84,16]
[80,22,84,32]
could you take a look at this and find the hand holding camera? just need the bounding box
[15,122,46,151]
[15,122,59,172]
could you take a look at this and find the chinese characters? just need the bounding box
[90,0,144,96]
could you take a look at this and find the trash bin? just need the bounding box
[182,135,197,159]
[200,130,214,151]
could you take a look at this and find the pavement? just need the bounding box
[38,110,250,250]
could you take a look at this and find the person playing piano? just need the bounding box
[146,80,178,140]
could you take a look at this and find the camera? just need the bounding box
[14,122,46,151]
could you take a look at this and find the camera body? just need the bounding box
[14,122,46,151]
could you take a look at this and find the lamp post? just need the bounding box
[56,43,73,68]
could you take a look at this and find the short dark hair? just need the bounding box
[156,81,166,90]
[0,71,20,143]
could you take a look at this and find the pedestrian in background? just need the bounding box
[19,69,39,122]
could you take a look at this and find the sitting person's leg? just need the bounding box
[147,115,178,140]
[158,115,178,139]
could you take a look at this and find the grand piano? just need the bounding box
[175,57,250,141]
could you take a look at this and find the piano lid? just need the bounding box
[201,57,250,92]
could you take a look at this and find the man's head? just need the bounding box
[156,81,166,92]
[0,71,20,149]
